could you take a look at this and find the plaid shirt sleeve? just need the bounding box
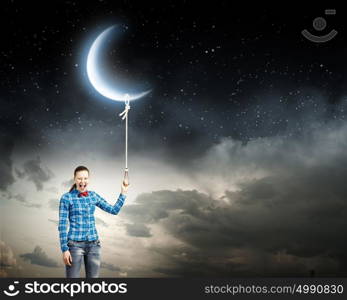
[95,192,126,215]
[58,194,70,252]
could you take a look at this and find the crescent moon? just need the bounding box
[86,25,151,102]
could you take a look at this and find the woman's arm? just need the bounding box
[95,181,129,215]
[58,195,70,252]
[95,193,126,215]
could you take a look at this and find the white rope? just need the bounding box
[118,94,130,172]
[119,102,131,121]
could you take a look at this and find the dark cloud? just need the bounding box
[122,189,213,225]
[101,262,121,272]
[122,123,347,276]
[20,246,58,268]
[3,192,42,208]
[125,223,152,237]
[17,157,54,191]
[14,168,25,179]
[124,187,346,276]
[0,136,15,190]
[11,194,42,208]
[151,246,246,277]
[150,245,339,277]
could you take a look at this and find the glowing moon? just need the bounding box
[86,25,151,102]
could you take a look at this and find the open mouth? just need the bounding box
[78,183,87,189]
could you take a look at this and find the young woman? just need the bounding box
[58,165,129,278]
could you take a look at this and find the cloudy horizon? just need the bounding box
[1,112,347,277]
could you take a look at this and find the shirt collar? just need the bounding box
[71,189,89,195]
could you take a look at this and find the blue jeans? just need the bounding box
[66,240,101,278]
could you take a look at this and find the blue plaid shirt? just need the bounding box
[58,189,126,252]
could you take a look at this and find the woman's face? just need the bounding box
[74,170,89,192]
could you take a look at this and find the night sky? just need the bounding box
[1,1,347,277]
